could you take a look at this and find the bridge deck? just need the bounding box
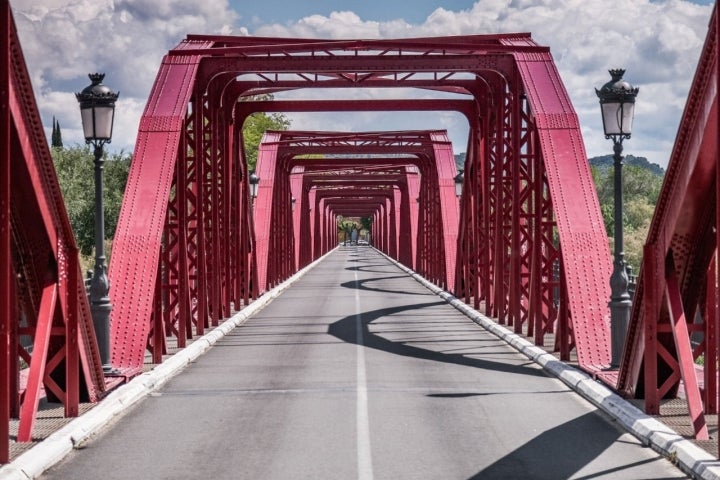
[5,248,698,478]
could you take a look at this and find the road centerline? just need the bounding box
[355,269,374,480]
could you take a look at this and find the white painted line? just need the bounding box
[354,270,374,480]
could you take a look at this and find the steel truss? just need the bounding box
[8,0,691,459]
[107,33,610,389]
[0,1,105,457]
[10,0,720,457]
[616,4,720,443]
[253,130,459,293]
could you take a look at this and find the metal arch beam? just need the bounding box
[185,31,540,49]
[324,197,393,251]
[231,79,480,97]
[254,131,285,292]
[285,132,453,279]
[235,99,477,124]
[239,99,478,113]
[181,35,548,58]
[512,48,612,369]
[107,40,214,372]
[298,160,439,272]
[198,54,518,86]
[259,132,436,282]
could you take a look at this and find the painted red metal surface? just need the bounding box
[108,32,613,393]
[0,13,644,458]
[299,167,414,267]
[616,3,719,441]
[516,52,611,368]
[1,0,11,463]
[108,41,224,372]
[252,130,458,293]
[1,1,104,451]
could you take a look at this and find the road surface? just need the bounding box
[41,247,687,479]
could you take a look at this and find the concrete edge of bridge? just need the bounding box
[379,252,720,480]
[0,248,338,480]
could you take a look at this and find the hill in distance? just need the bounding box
[588,154,664,176]
[454,152,664,177]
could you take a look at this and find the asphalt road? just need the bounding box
[40,247,688,479]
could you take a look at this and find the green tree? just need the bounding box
[51,117,63,148]
[51,145,131,259]
[337,216,359,244]
[623,198,654,271]
[589,162,663,272]
[241,95,291,171]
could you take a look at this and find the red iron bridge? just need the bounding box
[3,0,720,478]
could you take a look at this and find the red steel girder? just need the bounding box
[0,0,11,462]
[236,99,476,122]
[178,34,549,58]
[514,50,610,368]
[320,193,398,256]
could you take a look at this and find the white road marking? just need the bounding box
[355,270,374,480]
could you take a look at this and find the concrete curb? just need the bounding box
[385,253,720,480]
[0,249,334,480]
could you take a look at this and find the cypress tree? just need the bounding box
[50,117,57,146]
[55,119,63,148]
[51,117,63,148]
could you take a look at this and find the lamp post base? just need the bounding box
[90,296,115,374]
[608,257,632,369]
[608,298,631,369]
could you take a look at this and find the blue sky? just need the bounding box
[11,0,718,168]
[231,0,717,25]
[231,0,480,25]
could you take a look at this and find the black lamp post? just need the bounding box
[596,68,638,369]
[249,171,259,201]
[454,170,464,197]
[76,73,119,374]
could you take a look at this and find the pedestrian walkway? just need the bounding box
[1,248,718,479]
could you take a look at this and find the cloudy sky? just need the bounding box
[10,0,717,169]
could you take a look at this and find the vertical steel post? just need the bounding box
[716,0,720,455]
[0,0,11,463]
[705,257,717,414]
[643,242,660,415]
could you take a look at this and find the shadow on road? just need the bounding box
[328,301,683,479]
[328,301,549,379]
[340,276,427,296]
[468,411,684,480]
[329,249,686,480]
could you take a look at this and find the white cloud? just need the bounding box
[9,0,715,168]
[254,0,712,167]
[10,0,239,151]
